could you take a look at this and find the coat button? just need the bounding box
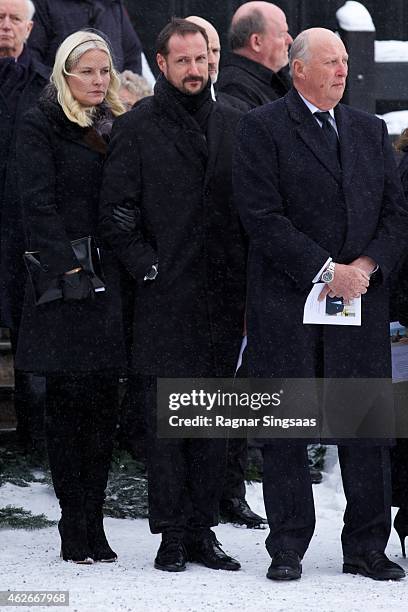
[42,264,49,272]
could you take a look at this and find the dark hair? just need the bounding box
[156,17,209,56]
[229,9,266,50]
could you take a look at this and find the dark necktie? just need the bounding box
[314,111,340,161]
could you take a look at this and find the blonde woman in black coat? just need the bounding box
[16,31,125,564]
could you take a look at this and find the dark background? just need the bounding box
[124,0,408,73]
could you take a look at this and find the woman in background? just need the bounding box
[16,31,125,564]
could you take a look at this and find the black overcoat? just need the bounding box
[99,84,247,377]
[0,57,49,331]
[217,53,290,109]
[234,89,408,443]
[27,0,142,74]
[14,95,125,373]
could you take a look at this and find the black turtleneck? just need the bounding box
[155,73,213,134]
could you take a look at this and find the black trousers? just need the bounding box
[45,371,119,508]
[262,442,391,558]
[143,377,227,534]
[222,438,247,500]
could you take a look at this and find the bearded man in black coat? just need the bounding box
[0,0,49,453]
[100,18,246,573]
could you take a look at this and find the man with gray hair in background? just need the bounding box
[217,1,292,109]
[0,0,49,456]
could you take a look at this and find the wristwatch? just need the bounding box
[144,263,158,281]
[321,261,336,284]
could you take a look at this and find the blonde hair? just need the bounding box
[51,31,125,127]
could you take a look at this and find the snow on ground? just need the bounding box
[1,447,408,612]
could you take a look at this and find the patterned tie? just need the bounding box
[314,111,340,161]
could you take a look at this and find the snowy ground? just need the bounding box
[0,447,407,612]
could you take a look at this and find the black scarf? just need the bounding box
[0,45,31,106]
[154,74,213,165]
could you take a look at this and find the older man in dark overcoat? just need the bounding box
[0,0,49,452]
[99,19,246,572]
[234,27,408,581]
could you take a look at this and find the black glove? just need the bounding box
[61,270,94,301]
[112,205,136,232]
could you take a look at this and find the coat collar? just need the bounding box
[285,88,358,186]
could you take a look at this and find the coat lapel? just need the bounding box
[285,89,342,183]
[335,104,358,188]
[205,105,223,183]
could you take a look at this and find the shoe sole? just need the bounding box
[343,564,405,581]
[154,561,186,572]
[267,569,301,581]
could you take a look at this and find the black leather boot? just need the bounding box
[58,509,93,564]
[86,504,117,562]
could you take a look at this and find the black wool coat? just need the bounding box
[0,56,49,331]
[28,0,142,74]
[15,94,125,374]
[234,89,408,443]
[217,53,290,109]
[99,81,247,377]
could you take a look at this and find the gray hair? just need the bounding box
[119,70,152,100]
[289,31,310,69]
[25,0,36,20]
[229,9,266,50]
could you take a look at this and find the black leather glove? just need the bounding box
[61,270,94,301]
[112,205,136,232]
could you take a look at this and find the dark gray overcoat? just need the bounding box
[99,83,247,377]
[234,88,408,441]
[15,95,125,373]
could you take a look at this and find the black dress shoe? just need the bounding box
[220,498,267,529]
[343,551,405,581]
[185,531,240,571]
[154,533,187,572]
[267,550,302,581]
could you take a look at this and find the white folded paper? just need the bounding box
[303,283,361,326]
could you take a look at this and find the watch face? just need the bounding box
[322,269,334,283]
